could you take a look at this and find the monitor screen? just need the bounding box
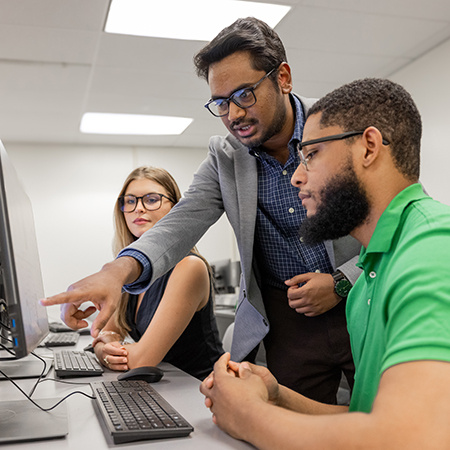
[211,259,241,294]
[0,141,48,358]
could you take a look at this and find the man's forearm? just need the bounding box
[102,256,142,286]
[277,385,348,415]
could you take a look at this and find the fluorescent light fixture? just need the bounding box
[80,112,193,135]
[105,0,291,41]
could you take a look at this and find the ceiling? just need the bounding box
[1,0,450,149]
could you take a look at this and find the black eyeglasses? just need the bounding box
[118,193,174,213]
[297,130,390,170]
[204,68,277,117]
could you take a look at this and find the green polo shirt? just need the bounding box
[347,183,450,413]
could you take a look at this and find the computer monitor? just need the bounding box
[211,259,241,294]
[0,142,69,444]
[0,140,48,359]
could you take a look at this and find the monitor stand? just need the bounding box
[0,354,52,380]
[0,398,68,443]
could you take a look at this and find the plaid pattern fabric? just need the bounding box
[251,95,333,289]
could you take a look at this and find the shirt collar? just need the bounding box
[248,93,304,159]
[359,183,428,261]
[290,93,305,144]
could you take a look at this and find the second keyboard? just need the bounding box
[54,350,104,377]
[42,332,80,347]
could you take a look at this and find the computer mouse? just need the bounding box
[117,366,164,383]
[83,343,94,353]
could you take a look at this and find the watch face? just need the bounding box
[335,279,352,298]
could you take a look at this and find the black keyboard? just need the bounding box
[91,380,193,444]
[43,332,80,347]
[54,350,104,377]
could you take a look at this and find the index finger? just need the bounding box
[40,290,86,307]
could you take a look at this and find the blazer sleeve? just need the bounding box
[332,235,363,285]
[127,140,226,285]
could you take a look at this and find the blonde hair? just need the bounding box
[113,166,211,334]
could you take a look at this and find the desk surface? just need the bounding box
[0,335,251,449]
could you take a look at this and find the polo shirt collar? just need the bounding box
[360,183,427,261]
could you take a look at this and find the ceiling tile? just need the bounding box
[0,25,100,64]
[0,0,109,30]
[278,5,450,58]
[298,0,450,21]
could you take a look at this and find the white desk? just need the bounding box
[0,336,251,449]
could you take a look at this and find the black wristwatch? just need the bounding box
[332,270,352,299]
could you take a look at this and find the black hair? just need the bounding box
[194,17,286,82]
[308,78,422,180]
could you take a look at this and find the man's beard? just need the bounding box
[299,161,370,245]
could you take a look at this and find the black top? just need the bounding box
[126,256,224,380]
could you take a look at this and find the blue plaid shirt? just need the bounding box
[250,94,332,289]
[121,94,332,293]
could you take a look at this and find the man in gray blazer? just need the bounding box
[43,18,360,403]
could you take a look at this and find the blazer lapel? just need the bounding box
[233,144,258,279]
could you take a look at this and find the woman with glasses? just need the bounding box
[91,166,223,380]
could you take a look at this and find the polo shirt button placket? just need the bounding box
[367,271,376,306]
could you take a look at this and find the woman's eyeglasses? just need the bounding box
[118,193,174,213]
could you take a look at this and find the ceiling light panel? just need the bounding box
[105,0,291,41]
[80,112,193,135]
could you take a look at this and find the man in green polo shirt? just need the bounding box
[200,78,450,448]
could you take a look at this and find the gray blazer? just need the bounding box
[129,95,362,361]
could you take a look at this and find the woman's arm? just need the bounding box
[92,316,128,369]
[124,254,210,369]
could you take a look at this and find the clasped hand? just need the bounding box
[92,336,129,371]
[200,353,279,440]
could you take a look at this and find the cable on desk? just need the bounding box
[0,367,95,411]
[36,377,92,386]
[0,332,95,410]
[0,340,16,359]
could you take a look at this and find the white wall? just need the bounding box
[5,143,238,311]
[390,38,450,205]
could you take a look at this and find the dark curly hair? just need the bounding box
[193,17,286,83]
[308,78,422,181]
